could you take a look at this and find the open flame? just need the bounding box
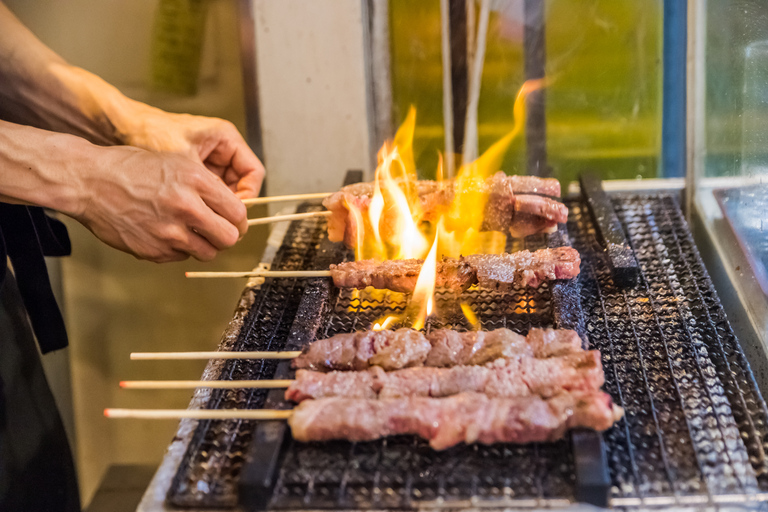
[460,303,480,330]
[409,228,439,330]
[355,80,545,330]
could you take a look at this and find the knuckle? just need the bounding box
[163,226,189,247]
[197,247,218,262]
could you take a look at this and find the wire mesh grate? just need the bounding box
[167,194,768,510]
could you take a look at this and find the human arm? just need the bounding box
[0,120,245,262]
[0,2,265,261]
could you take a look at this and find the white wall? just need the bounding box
[251,0,375,204]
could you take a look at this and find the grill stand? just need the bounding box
[155,179,768,511]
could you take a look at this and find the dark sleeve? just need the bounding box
[0,204,71,353]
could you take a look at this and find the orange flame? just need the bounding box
[410,228,439,330]
[372,315,397,331]
[460,303,480,330]
[352,80,546,328]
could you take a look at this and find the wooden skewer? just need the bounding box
[247,210,331,226]
[243,192,331,206]
[130,350,301,361]
[104,408,293,420]
[120,379,293,389]
[185,270,331,279]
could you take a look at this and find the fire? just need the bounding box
[373,315,397,331]
[409,229,439,330]
[460,303,480,330]
[353,80,545,330]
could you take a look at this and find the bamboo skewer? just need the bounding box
[120,379,293,389]
[130,350,301,361]
[104,408,293,420]
[242,192,331,206]
[247,211,331,226]
[185,270,331,279]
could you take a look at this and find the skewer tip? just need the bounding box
[103,409,112,418]
[118,381,126,388]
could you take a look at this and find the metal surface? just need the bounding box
[580,173,640,286]
[164,192,768,510]
[524,0,548,177]
[662,0,687,178]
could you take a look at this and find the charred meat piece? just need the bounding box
[292,328,432,372]
[323,172,566,247]
[285,350,604,402]
[464,247,581,290]
[293,327,585,372]
[329,247,581,293]
[288,391,624,449]
[426,327,582,366]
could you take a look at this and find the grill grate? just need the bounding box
[167,193,768,509]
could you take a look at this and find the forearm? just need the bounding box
[0,119,96,215]
[0,3,140,146]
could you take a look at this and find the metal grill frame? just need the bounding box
[157,189,768,511]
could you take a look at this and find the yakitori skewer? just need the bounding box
[120,349,603,400]
[130,350,301,361]
[105,391,623,450]
[184,248,581,292]
[104,408,292,420]
[119,379,293,389]
[247,210,331,226]
[243,192,331,207]
[185,270,331,279]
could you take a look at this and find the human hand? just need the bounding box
[115,102,264,200]
[73,144,248,263]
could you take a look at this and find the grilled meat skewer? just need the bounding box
[285,350,604,403]
[330,247,581,293]
[324,172,568,247]
[292,327,585,372]
[288,391,623,450]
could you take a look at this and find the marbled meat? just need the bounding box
[288,391,624,450]
[285,350,604,402]
[292,327,585,372]
[329,247,581,293]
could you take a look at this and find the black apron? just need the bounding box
[0,204,80,511]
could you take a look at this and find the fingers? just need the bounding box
[185,230,219,262]
[184,195,242,250]
[192,167,248,237]
[229,145,265,197]
[201,122,265,198]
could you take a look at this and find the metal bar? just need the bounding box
[440,0,456,177]
[662,0,687,178]
[524,0,548,176]
[368,0,394,145]
[449,0,468,156]
[685,0,707,220]
[579,172,639,286]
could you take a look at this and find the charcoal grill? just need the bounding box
[139,174,768,511]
